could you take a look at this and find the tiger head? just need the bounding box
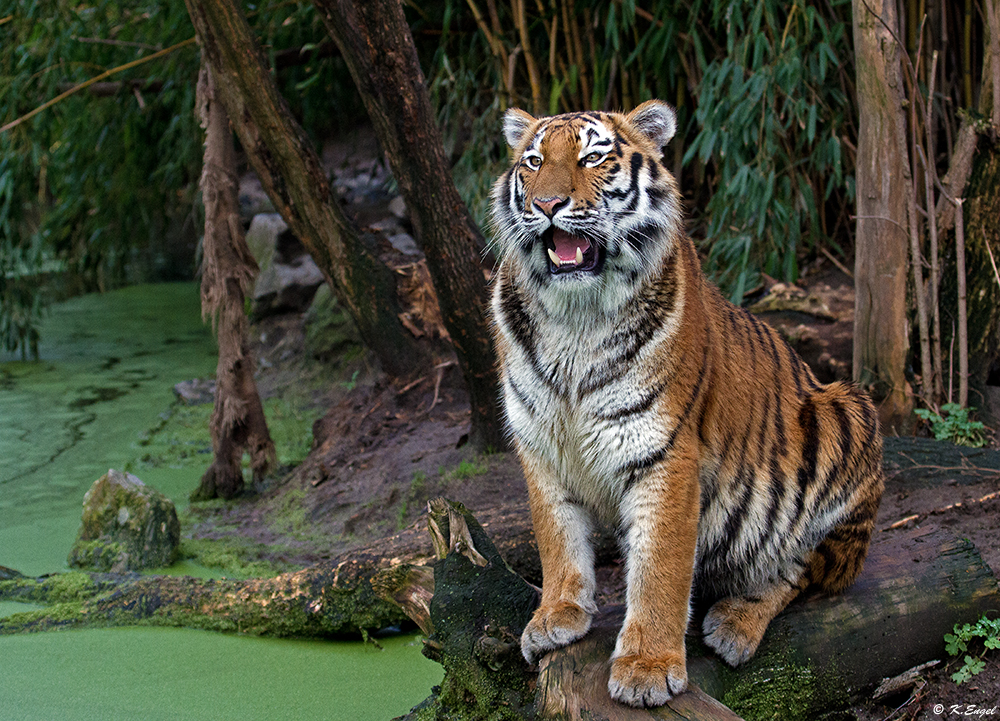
[490,100,682,312]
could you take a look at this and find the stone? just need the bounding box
[253,253,325,318]
[388,195,407,219]
[68,469,180,573]
[244,213,289,275]
[173,378,216,405]
[387,231,420,256]
[238,173,276,223]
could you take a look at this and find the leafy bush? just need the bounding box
[945,615,1000,684]
[914,403,989,448]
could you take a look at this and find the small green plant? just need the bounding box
[944,615,1000,684]
[396,470,428,530]
[444,457,489,481]
[914,403,988,447]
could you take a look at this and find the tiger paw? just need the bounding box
[520,601,592,664]
[702,597,767,666]
[608,653,688,707]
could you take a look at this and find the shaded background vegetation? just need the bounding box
[1,0,994,399]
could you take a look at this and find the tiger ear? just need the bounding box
[626,100,677,148]
[503,108,537,149]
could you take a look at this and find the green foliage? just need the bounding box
[0,2,363,357]
[420,0,854,299]
[396,470,428,530]
[1,1,202,356]
[944,615,1000,684]
[914,403,989,447]
[443,457,489,481]
[686,0,853,300]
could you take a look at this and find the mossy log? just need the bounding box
[0,554,405,638]
[382,500,1000,721]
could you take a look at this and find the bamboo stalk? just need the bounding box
[566,0,590,109]
[955,198,969,407]
[512,0,544,114]
[904,34,934,405]
[465,0,513,105]
[987,0,1000,128]
[984,230,1000,292]
[964,0,974,108]
[0,37,196,134]
[923,51,944,404]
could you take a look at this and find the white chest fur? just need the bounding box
[495,276,678,521]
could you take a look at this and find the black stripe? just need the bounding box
[797,396,820,496]
[498,274,556,392]
[621,324,712,490]
[505,375,537,418]
[595,376,669,421]
[647,154,660,180]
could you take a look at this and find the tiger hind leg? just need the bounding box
[701,575,808,667]
[703,503,879,666]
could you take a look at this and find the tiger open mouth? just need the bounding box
[543,227,601,275]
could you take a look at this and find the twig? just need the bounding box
[819,246,853,278]
[72,36,161,51]
[0,37,196,134]
[882,491,1000,532]
[984,229,1000,292]
[398,375,429,394]
[426,360,455,413]
[361,399,384,422]
[850,214,909,234]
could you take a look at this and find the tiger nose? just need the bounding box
[533,196,569,219]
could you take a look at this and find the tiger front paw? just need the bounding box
[608,652,688,708]
[520,600,593,664]
[702,597,767,667]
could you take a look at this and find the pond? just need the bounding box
[0,283,441,720]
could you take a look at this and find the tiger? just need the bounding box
[488,100,884,708]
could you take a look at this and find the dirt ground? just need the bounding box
[184,254,1000,719]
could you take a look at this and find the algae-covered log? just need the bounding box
[0,554,404,638]
[382,501,1000,721]
[382,500,744,721]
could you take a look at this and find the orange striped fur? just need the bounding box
[489,101,884,707]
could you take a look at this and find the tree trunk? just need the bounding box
[183,0,429,380]
[852,0,914,431]
[313,0,506,451]
[192,59,275,501]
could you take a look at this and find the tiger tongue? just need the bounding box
[551,229,591,264]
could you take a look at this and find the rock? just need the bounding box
[253,253,325,318]
[238,173,276,223]
[747,282,837,320]
[387,231,420,256]
[173,378,216,405]
[244,213,289,274]
[68,469,180,573]
[246,215,326,318]
[388,195,407,219]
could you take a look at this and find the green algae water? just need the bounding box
[0,283,441,720]
[0,283,219,575]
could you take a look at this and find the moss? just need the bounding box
[720,651,851,721]
[267,487,310,538]
[44,572,99,604]
[178,537,291,578]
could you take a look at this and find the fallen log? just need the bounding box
[2,491,998,720]
[380,501,1000,721]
